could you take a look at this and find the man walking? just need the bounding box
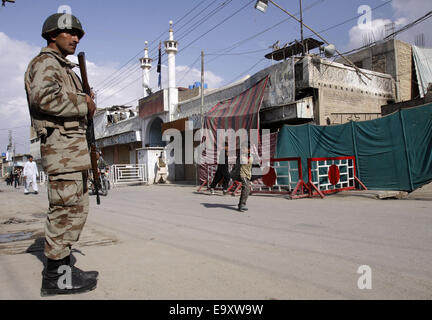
[23,155,39,194]
[209,143,231,195]
[238,144,253,212]
[13,169,19,188]
[25,12,98,296]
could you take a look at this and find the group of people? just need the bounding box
[208,143,254,212]
[5,168,21,188]
[107,109,136,124]
[4,155,40,195]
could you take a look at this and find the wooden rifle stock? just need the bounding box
[78,52,100,205]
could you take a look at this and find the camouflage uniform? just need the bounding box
[25,47,91,260]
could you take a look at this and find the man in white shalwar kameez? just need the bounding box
[23,155,39,195]
[155,153,168,184]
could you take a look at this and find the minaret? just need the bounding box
[164,20,178,121]
[139,41,152,98]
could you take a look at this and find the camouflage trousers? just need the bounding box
[44,171,89,260]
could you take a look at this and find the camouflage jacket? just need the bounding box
[24,47,91,174]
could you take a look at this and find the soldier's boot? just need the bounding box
[63,255,99,280]
[41,257,97,296]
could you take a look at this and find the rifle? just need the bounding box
[78,52,100,205]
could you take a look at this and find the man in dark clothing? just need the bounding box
[13,169,20,188]
[209,143,231,195]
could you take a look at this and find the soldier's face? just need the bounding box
[51,30,80,56]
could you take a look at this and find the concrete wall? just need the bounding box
[302,56,395,125]
[338,39,413,102]
[177,59,297,120]
[138,90,167,119]
[101,143,141,165]
[141,113,168,147]
[318,86,389,124]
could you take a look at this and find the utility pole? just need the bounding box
[196,50,205,187]
[12,142,16,173]
[299,0,305,56]
[200,50,204,130]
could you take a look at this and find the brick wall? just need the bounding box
[178,87,200,102]
[395,40,413,102]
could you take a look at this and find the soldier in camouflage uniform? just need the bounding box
[24,13,98,296]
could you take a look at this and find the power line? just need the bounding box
[175,0,213,28]
[94,0,216,90]
[177,0,256,56]
[100,0,394,107]
[384,10,432,40]
[98,0,254,104]
[175,0,220,35]
[204,0,325,67]
[97,0,231,94]
[177,54,202,86]
[334,10,432,60]
[98,0,322,107]
[226,58,267,85]
[311,0,393,36]
[210,0,392,85]
[175,0,234,42]
[206,48,269,56]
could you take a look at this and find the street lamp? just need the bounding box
[256,0,304,55]
[254,0,268,13]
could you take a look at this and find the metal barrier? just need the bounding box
[198,158,309,198]
[307,156,367,198]
[109,164,147,187]
[250,157,308,198]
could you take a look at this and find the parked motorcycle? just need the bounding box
[88,167,109,196]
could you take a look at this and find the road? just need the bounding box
[0,181,431,299]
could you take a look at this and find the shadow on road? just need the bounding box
[26,237,85,273]
[200,203,239,211]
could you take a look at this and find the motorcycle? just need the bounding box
[88,167,109,196]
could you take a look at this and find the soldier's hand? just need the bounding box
[86,94,96,119]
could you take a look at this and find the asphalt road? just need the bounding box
[0,181,431,299]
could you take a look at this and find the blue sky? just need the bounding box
[0,0,430,154]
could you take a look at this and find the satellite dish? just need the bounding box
[323,44,336,58]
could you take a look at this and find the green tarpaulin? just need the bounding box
[276,103,432,191]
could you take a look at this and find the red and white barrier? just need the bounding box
[250,157,308,198]
[307,156,367,198]
[197,156,367,199]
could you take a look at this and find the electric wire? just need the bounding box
[95,0,217,90]
[98,0,254,106]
